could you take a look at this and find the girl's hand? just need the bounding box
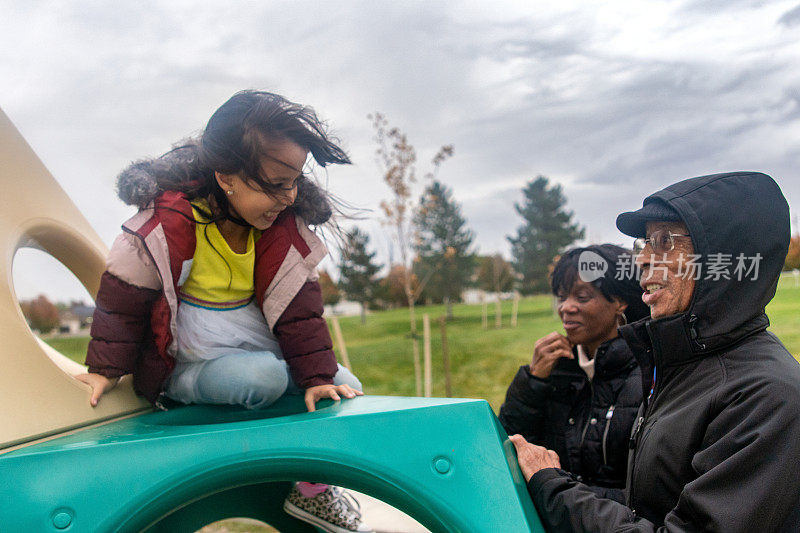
[75,373,120,407]
[530,332,574,379]
[304,384,364,412]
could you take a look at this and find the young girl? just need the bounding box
[77,90,371,533]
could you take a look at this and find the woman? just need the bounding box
[499,244,649,502]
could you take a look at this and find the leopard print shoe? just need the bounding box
[283,485,373,532]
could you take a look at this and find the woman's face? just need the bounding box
[558,278,627,351]
[636,221,696,319]
[215,138,307,230]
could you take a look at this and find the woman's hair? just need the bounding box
[550,244,649,323]
[134,90,350,225]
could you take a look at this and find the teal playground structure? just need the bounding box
[0,107,543,531]
[2,395,543,532]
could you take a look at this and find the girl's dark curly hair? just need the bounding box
[121,90,350,226]
[550,244,649,324]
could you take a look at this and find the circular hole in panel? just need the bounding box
[199,519,279,532]
[192,488,431,533]
[12,247,94,374]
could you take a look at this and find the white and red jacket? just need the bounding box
[86,190,338,405]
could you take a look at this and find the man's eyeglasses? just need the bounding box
[633,230,691,254]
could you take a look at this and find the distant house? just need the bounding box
[324,299,363,317]
[58,303,94,334]
[462,289,517,305]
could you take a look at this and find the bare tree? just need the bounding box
[370,112,453,395]
[318,270,341,306]
[475,254,515,294]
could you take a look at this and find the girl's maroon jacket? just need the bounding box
[86,190,337,406]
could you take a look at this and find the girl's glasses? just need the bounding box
[633,230,691,255]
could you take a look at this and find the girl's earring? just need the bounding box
[226,190,234,196]
[617,312,628,326]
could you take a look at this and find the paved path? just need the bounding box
[351,490,430,533]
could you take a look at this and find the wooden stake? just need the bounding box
[511,293,520,328]
[482,302,488,329]
[439,316,452,397]
[330,316,351,371]
[423,314,432,397]
[495,298,502,329]
[412,337,422,396]
[409,304,422,397]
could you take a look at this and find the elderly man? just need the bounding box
[512,171,800,532]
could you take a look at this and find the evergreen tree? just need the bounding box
[508,176,584,294]
[413,180,476,318]
[338,227,382,324]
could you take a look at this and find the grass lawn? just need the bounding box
[45,274,800,413]
[764,274,800,359]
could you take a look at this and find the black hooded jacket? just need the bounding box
[527,172,800,532]
[499,336,641,503]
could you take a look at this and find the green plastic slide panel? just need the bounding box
[1,395,544,532]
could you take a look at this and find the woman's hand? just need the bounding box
[304,384,364,412]
[530,332,574,379]
[510,434,561,482]
[75,373,120,407]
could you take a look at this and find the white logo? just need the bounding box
[578,251,608,282]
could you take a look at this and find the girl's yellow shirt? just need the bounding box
[179,201,261,309]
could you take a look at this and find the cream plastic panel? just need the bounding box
[0,107,149,450]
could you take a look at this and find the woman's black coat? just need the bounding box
[499,336,642,502]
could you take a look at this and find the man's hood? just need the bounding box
[621,172,790,358]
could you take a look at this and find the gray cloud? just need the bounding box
[778,3,800,25]
[2,0,799,300]
[680,0,770,14]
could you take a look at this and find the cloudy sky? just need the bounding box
[3,0,800,302]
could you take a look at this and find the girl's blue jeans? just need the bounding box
[165,351,363,410]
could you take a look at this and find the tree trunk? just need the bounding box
[444,296,453,320]
[440,316,452,397]
[408,298,422,396]
[403,262,422,397]
[360,302,367,325]
[423,314,432,397]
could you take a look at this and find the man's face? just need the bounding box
[636,221,696,319]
